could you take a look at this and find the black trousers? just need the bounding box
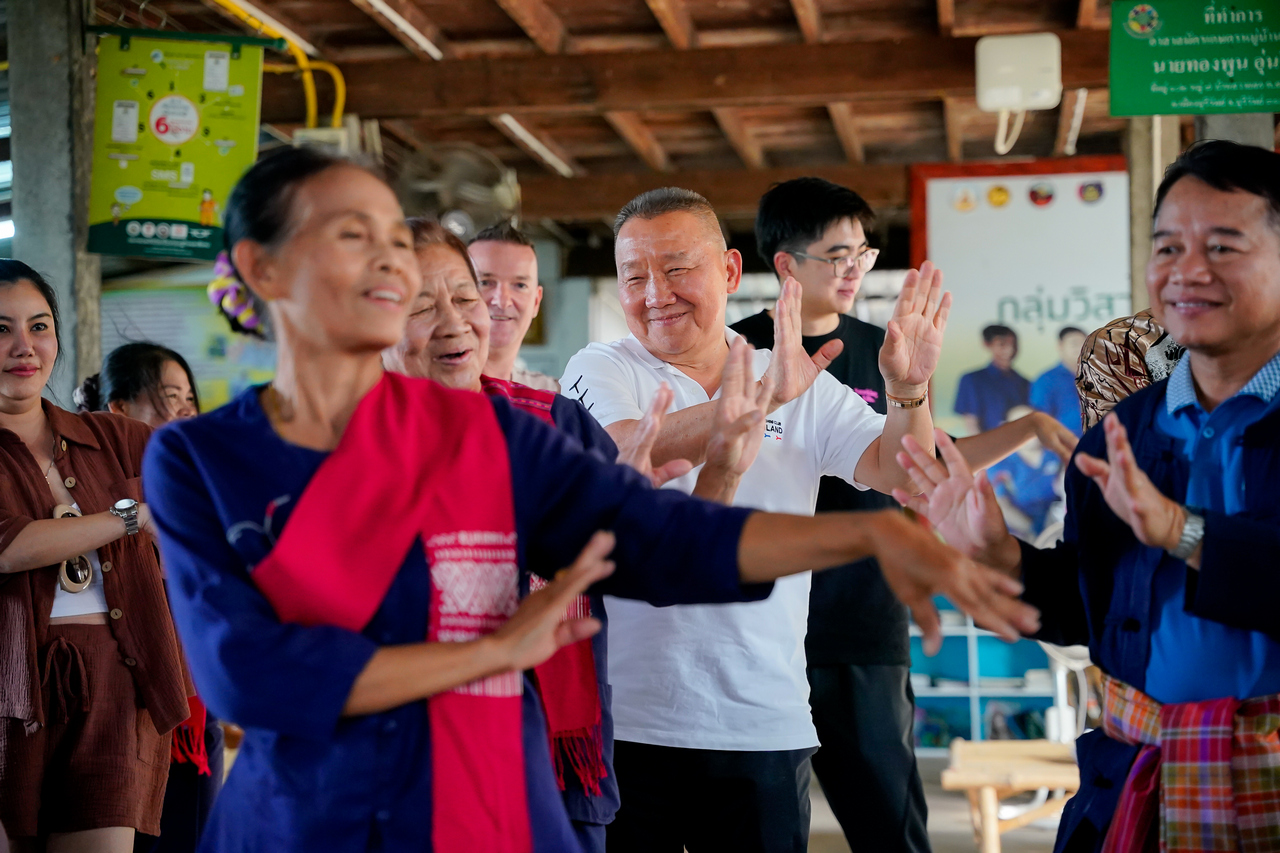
[606,741,815,853]
[808,663,931,853]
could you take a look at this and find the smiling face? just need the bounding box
[383,243,491,391]
[232,165,420,356]
[787,217,869,317]
[469,239,541,356]
[112,359,198,427]
[615,211,741,363]
[1148,176,1280,358]
[0,280,58,412]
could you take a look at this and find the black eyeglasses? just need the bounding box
[789,246,879,277]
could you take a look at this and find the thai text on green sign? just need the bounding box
[88,33,262,260]
[1110,1,1280,116]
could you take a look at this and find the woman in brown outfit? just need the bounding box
[0,261,190,852]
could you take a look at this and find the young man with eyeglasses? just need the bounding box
[735,178,1078,853]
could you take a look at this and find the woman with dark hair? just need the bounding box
[142,147,1034,852]
[0,261,191,852]
[76,342,221,853]
[76,343,199,427]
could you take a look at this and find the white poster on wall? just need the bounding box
[923,166,1131,539]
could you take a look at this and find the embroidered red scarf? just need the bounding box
[251,373,531,853]
[481,376,607,797]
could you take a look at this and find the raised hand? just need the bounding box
[878,261,951,395]
[892,429,1018,569]
[1075,414,1185,552]
[868,510,1040,654]
[493,531,616,672]
[695,337,773,502]
[616,384,695,487]
[763,277,843,412]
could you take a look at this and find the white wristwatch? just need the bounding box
[1170,507,1205,561]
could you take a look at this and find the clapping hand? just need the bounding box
[879,262,951,396]
[763,277,842,412]
[1075,414,1186,553]
[616,384,695,488]
[695,338,773,502]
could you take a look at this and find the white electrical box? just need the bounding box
[975,33,1062,112]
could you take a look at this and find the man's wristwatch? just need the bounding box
[1170,506,1205,561]
[110,498,140,536]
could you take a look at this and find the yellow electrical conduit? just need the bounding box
[207,0,345,129]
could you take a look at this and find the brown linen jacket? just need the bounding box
[0,401,190,734]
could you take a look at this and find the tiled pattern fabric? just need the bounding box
[1077,312,1183,431]
[1099,674,1280,852]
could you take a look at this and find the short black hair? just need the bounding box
[1059,326,1085,341]
[470,221,534,248]
[1156,139,1280,226]
[75,342,200,416]
[754,177,876,276]
[982,324,1017,344]
[0,260,62,368]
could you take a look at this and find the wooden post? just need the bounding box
[1126,115,1180,314]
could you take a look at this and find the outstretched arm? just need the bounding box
[955,411,1078,471]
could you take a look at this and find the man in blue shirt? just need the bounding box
[1030,326,1087,436]
[897,139,1280,852]
[955,325,1030,433]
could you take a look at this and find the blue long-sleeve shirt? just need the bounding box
[143,386,766,853]
[1017,355,1280,853]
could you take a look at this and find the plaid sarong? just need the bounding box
[1100,674,1280,853]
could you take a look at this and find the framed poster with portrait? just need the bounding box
[911,156,1131,539]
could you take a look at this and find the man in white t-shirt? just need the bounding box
[561,187,952,853]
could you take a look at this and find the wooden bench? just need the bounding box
[941,738,1080,853]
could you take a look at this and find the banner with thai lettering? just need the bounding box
[88,34,262,260]
[918,162,1131,541]
[1110,1,1280,115]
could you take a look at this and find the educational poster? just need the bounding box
[914,160,1131,540]
[88,34,263,260]
[101,268,275,410]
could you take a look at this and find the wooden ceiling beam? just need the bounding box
[348,0,448,61]
[790,0,823,43]
[521,163,908,221]
[603,111,672,171]
[644,0,699,49]
[493,0,569,54]
[943,97,963,162]
[197,0,324,57]
[937,0,955,36]
[827,102,864,163]
[712,108,766,169]
[1077,0,1101,28]
[489,114,584,177]
[259,31,1111,121]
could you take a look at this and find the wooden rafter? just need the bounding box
[198,0,323,57]
[943,97,963,162]
[827,102,864,163]
[381,119,427,150]
[348,0,447,61]
[790,0,823,43]
[603,111,672,171]
[259,32,1111,122]
[644,0,699,49]
[520,163,908,221]
[936,0,955,36]
[489,114,583,178]
[493,0,569,54]
[712,108,766,169]
[1077,0,1100,28]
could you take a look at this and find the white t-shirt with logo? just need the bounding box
[561,328,887,751]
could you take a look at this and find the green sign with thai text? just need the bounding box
[1110,1,1280,115]
[88,33,262,260]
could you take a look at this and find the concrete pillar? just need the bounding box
[1126,115,1180,313]
[1194,113,1274,149]
[9,0,100,403]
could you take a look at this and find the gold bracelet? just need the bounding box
[886,392,928,409]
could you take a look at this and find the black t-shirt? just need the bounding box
[730,311,910,667]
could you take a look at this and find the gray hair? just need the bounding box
[613,187,725,247]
